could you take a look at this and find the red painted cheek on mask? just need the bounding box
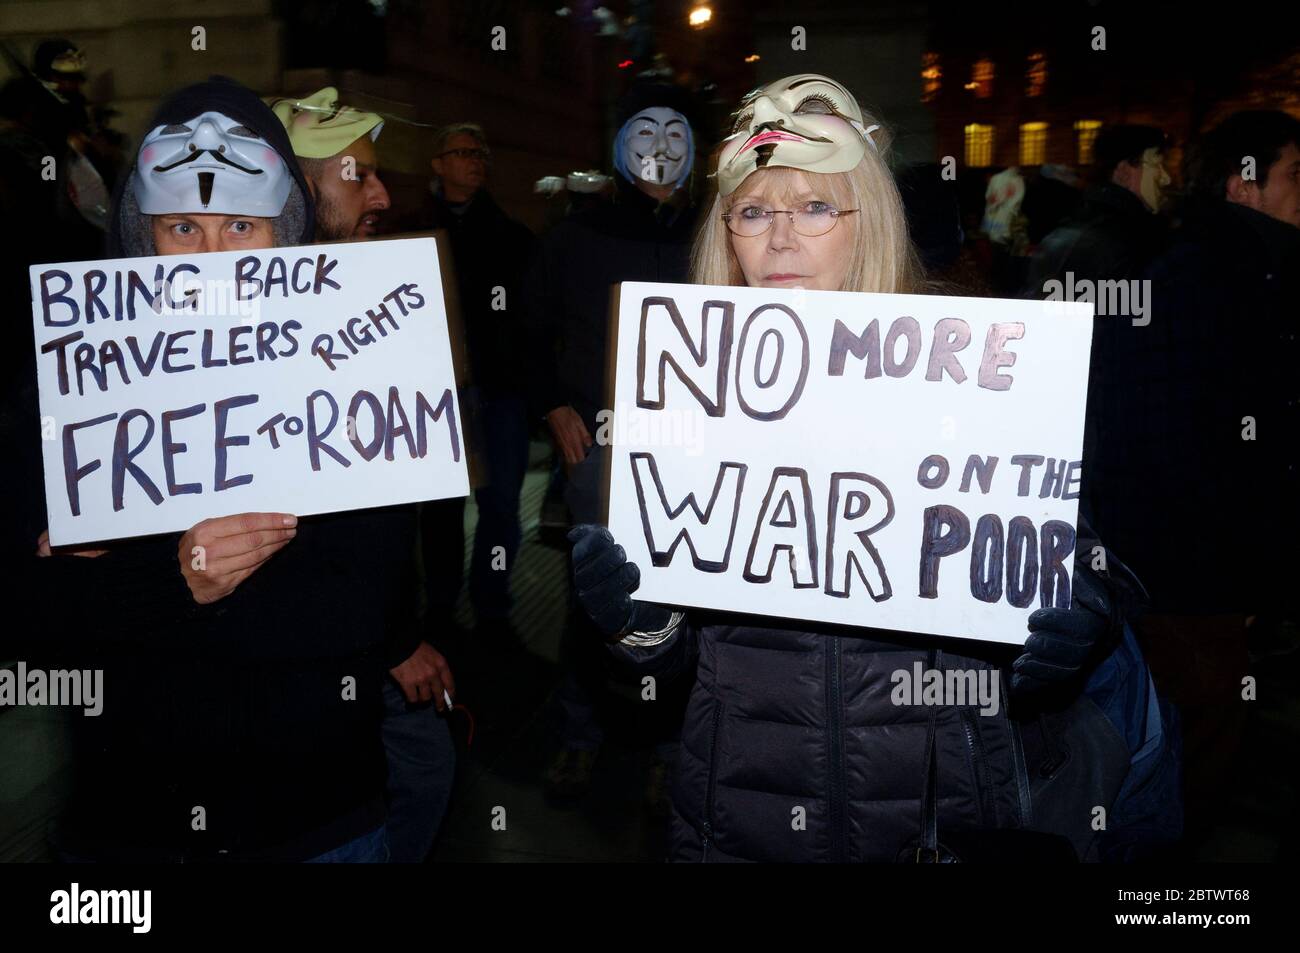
[139,146,154,164]
[262,148,279,167]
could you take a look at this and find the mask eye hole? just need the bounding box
[227,125,260,139]
[159,124,192,135]
[793,93,838,116]
[731,111,753,134]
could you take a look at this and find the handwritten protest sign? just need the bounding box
[603,282,1093,645]
[31,237,468,546]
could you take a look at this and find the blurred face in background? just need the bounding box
[1234,141,1300,229]
[311,134,391,240]
[432,132,488,202]
[1136,148,1171,212]
[726,169,855,291]
[1114,147,1170,212]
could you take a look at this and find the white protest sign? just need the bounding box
[32,237,468,546]
[604,282,1094,645]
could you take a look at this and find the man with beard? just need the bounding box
[274,87,457,863]
[273,86,391,240]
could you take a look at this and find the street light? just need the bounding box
[689,6,713,28]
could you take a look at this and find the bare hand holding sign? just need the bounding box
[31,237,468,547]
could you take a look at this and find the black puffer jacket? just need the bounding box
[608,529,1140,863]
[614,616,1027,862]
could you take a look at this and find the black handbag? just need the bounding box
[896,649,1077,863]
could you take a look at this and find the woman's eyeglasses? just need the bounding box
[438,147,490,161]
[722,201,859,238]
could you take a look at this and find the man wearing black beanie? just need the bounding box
[523,81,700,809]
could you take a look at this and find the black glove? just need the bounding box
[567,524,672,638]
[1010,566,1114,697]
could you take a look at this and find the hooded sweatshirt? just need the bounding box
[108,75,313,256]
[19,77,420,862]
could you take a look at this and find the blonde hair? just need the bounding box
[691,125,924,294]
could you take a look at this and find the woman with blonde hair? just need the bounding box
[691,75,922,295]
[567,75,1154,862]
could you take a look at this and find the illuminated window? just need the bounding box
[965,123,995,167]
[1019,122,1048,165]
[1074,120,1103,165]
[970,59,994,99]
[921,52,941,103]
[1026,52,1047,97]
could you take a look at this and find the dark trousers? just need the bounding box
[554,445,685,757]
[420,393,530,627]
[381,678,455,863]
[421,496,466,627]
[468,393,531,621]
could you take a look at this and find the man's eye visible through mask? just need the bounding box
[731,111,753,134]
[159,124,192,135]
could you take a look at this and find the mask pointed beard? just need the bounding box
[617,106,693,188]
[198,171,215,207]
[637,157,667,184]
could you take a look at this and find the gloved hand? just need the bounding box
[1010,566,1115,697]
[567,524,672,638]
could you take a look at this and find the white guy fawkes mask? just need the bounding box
[615,106,694,189]
[716,74,878,197]
[133,111,292,216]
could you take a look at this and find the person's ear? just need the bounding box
[1225,173,1259,209]
[430,156,443,178]
[1111,160,1138,191]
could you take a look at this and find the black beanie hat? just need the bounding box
[615,81,702,131]
[109,75,315,257]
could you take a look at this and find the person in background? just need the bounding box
[1023,125,1172,501]
[524,81,699,811]
[1090,110,1300,844]
[981,166,1028,295]
[1025,125,1169,290]
[531,170,616,548]
[274,86,457,863]
[418,122,535,654]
